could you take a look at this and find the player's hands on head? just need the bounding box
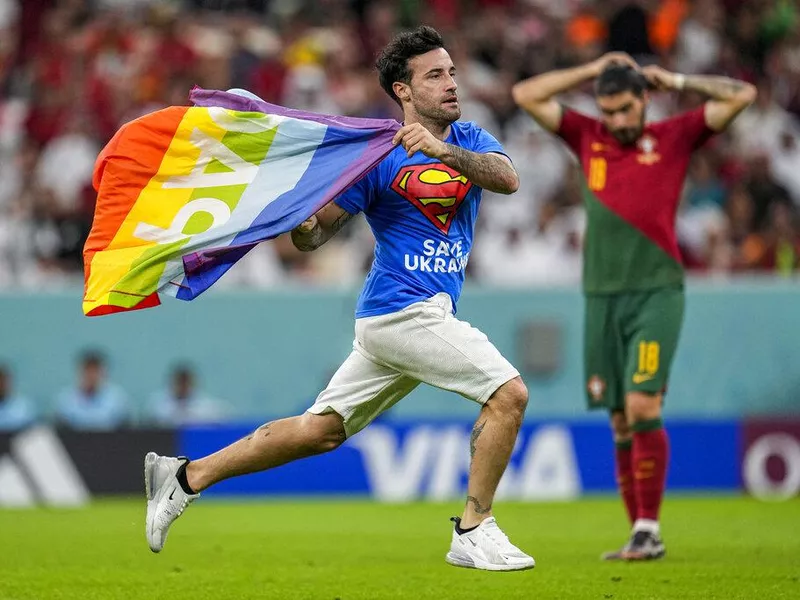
[393,123,447,159]
[590,52,639,77]
[641,65,678,91]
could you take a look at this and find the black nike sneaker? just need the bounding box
[601,538,632,561]
[621,530,666,561]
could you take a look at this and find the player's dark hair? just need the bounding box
[595,63,649,98]
[376,25,445,105]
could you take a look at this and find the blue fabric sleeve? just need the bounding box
[470,125,506,157]
[333,168,377,214]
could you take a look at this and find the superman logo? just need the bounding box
[390,164,472,234]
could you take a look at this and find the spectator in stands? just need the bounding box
[685,151,727,210]
[745,154,792,230]
[0,364,36,432]
[769,131,800,206]
[732,79,800,158]
[147,365,226,427]
[474,194,584,286]
[0,0,797,286]
[673,0,723,74]
[740,200,800,274]
[607,1,656,62]
[55,350,129,430]
[727,183,758,268]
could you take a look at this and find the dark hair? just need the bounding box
[172,364,194,380]
[595,63,648,98]
[80,350,106,368]
[376,25,445,105]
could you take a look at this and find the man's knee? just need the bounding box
[301,412,347,454]
[488,377,528,421]
[625,392,662,424]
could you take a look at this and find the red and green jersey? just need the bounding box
[557,106,715,294]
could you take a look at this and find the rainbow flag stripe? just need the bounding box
[83,88,399,316]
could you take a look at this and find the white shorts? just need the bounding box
[307,293,519,436]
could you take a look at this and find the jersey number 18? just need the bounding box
[588,157,607,192]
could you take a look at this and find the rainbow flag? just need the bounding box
[83,88,400,316]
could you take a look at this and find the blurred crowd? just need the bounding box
[0,0,799,290]
[0,352,229,431]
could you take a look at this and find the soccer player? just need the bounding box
[145,26,535,571]
[512,53,755,560]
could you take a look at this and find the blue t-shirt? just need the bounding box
[336,121,506,317]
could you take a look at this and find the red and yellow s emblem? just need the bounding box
[391,164,472,234]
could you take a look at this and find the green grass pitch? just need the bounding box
[1,496,798,599]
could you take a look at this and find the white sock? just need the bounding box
[633,518,660,536]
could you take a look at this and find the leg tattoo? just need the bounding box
[470,421,486,458]
[245,421,274,442]
[466,495,492,515]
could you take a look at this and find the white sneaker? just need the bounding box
[144,452,199,553]
[445,516,535,571]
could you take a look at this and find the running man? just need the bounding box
[512,53,755,560]
[145,26,535,572]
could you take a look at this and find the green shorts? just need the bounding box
[584,286,684,412]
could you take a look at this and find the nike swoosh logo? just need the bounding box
[168,487,176,500]
[632,373,654,384]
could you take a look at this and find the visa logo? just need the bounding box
[348,424,581,501]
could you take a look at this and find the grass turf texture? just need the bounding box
[1,497,798,600]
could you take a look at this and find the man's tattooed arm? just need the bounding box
[291,202,355,252]
[644,65,757,133]
[685,75,758,132]
[438,146,519,195]
[291,221,326,252]
[683,76,752,102]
